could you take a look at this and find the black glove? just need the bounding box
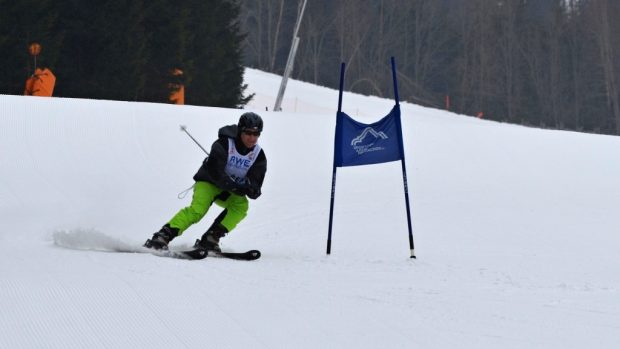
[246,187,261,199]
[227,176,250,196]
[239,178,261,199]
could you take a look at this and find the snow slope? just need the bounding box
[1,68,619,348]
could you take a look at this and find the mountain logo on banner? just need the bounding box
[350,127,389,155]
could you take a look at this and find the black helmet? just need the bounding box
[238,112,263,132]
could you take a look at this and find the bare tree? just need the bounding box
[451,0,499,115]
[295,2,338,84]
[590,0,620,133]
[240,0,297,72]
[239,0,620,135]
[495,0,522,123]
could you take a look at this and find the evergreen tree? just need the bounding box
[53,0,146,101]
[0,0,62,94]
[183,0,252,107]
[1,0,251,108]
[141,0,192,103]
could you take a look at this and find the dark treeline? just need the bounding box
[0,0,251,107]
[241,0,620,135]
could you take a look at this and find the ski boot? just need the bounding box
[194,223,228,253]
[144,224,179,250]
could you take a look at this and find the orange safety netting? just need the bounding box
[24,68,56,97]
[169,85,184,105]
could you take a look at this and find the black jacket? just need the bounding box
[193,125,267,199]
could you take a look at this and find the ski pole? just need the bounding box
[180,125,209,155]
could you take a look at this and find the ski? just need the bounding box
[144,239,260,261]
[144,238,207,260]
[151,248,260,261]
[210,249,261,261]
[148,247,208,260]
[186,239,260,260]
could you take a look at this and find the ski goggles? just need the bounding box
[242,130,261,137]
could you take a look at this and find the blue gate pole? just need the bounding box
[391,57,416,258]
[326,62,345,255]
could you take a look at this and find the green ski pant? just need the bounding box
[167,181,248,234]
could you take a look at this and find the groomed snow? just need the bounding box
[1,68,619,348]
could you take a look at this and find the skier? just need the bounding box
[145,112,267,253]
